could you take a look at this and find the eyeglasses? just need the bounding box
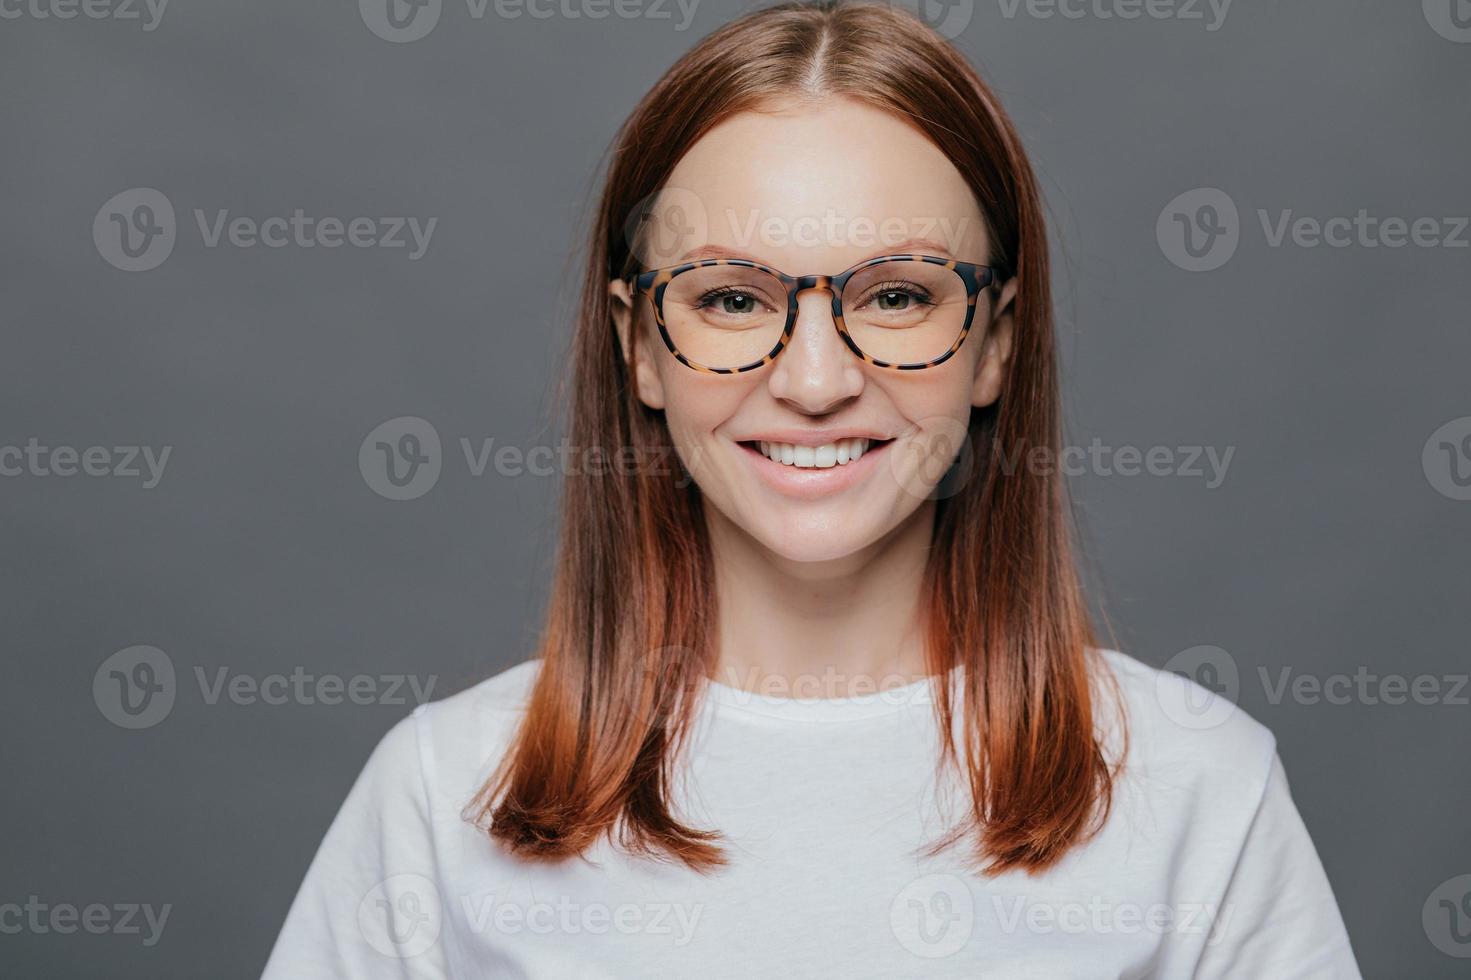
[629,254,1004,374]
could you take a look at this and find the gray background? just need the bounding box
[2,0,1468,976]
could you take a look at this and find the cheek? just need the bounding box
[656,369,747,463]
[887,359,977,429]
[882,365,980,498]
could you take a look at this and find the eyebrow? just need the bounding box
[676,237,960,267]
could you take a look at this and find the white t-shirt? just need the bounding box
[261,649,1360,979]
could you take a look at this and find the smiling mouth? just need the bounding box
[738,437,895,470]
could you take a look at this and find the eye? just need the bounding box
[696,286,773,316]
[875,289,912,312]
[858,281,935,312]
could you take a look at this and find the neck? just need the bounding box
[706,501,936,698]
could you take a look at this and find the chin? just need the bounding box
[746,507,894,565]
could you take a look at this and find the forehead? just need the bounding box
[639,97,989,270]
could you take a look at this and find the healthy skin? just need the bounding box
[610,97,1016,695]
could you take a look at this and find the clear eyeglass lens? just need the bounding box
[839,260,970,365]
[661,264,787,369]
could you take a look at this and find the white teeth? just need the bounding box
[757,438,871,468]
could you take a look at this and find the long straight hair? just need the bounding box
[469,0,1117,876]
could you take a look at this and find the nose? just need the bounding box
[766,287,864,414]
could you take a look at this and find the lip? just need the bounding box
[734,429,896,447]
[735,435,894,500]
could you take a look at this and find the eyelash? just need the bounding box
[859,281,935,306]
[694,285,776,312]
[693,281,936,311]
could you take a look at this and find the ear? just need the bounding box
[609,277,667,410]
[971,275,1017,410]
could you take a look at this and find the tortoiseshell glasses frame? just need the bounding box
[628,253,1005,375]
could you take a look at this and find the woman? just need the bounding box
[264,2,1360,976]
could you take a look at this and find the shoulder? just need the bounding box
[266,662,544,976]
[416,657,542,728]
[402,658,543,804]
[411,657,542,764]
[1082,650,1358,973]
[346,659,543,820]
[1089,647,1279,815]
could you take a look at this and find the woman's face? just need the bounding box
[610,97,1016,565]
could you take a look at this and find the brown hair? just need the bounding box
[468,0,1118,876]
